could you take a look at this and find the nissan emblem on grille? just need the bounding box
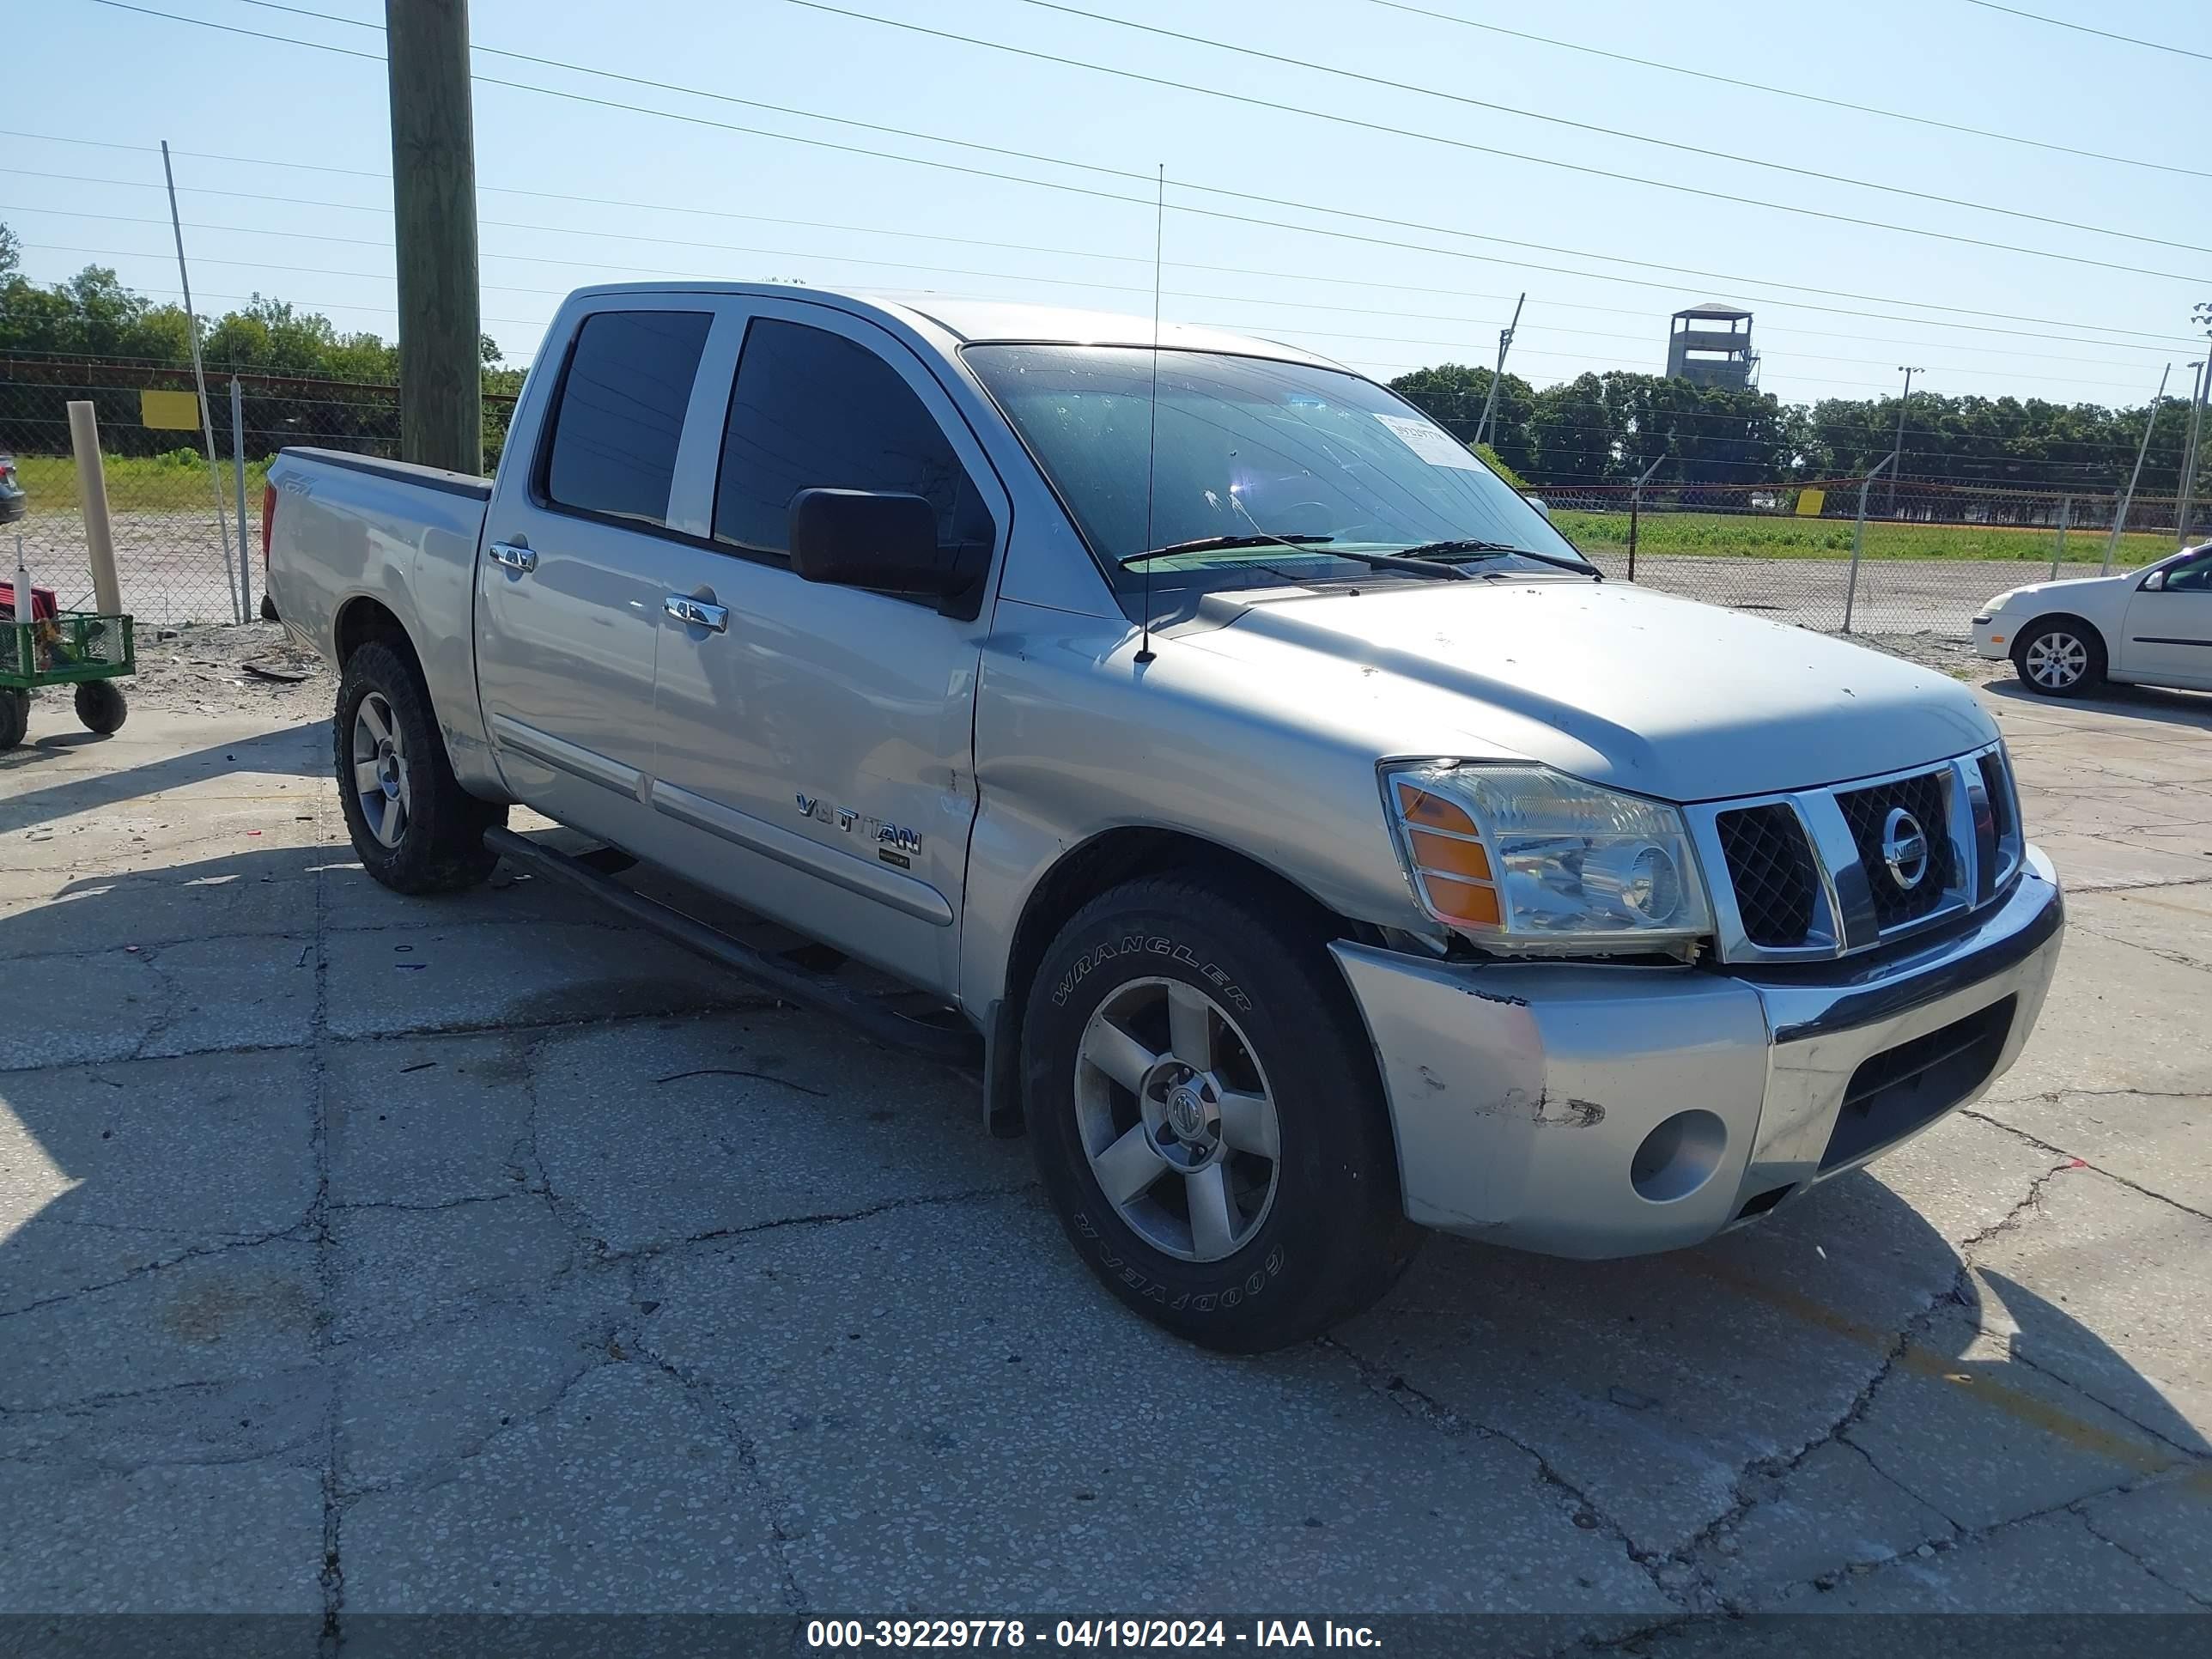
[1881,806,1930,891]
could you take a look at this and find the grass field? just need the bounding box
[1553,507,2171,566]
[13,453,273,516]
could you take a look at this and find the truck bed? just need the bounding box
[264,445,502,797]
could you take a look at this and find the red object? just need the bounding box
[0,581,59,622]
[262,480,277,568]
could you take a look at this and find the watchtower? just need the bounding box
[1666,304,1757,390]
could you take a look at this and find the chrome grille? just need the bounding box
[1689,742,2021,965]
[1836,769,1954,930]
[1715,804,1818,947]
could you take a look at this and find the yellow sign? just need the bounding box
[1795,487,1827,517]
[140,388,203,431]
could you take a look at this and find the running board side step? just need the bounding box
[483,827,979,1066]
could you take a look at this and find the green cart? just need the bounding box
[0,607,136,751]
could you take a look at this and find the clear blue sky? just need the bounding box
[5,0,2205,411]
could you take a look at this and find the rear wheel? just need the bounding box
[1024,873,1421,1352]
[334,638,503,892]
[2014,617,2105,697]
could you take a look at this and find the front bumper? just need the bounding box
[1331,847,2063,1256]
[1972,614,2014,660]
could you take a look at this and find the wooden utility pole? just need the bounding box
[386,0,482,474]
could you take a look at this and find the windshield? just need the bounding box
[963,343,1589,591]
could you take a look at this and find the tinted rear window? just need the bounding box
[543,309,713,526]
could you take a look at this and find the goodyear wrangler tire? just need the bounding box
[335,638,504,894]
[1024,874,1422,1352]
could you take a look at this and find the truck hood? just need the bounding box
[1198,577,1996,803]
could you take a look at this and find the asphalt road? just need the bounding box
[1,667,2209,1641]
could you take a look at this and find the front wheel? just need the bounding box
[334,638,503,892]
[0,689,27,751]
[1024,874,1421,1352]
[2014,617,2106,697]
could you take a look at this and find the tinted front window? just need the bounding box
[543,310,712,526]
[714,318,992,555]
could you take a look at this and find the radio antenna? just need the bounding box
[1135,162,1165,666]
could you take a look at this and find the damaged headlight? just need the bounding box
[1382,762,1714,956]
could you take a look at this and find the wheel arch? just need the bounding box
[2012,609,2109,662]
[333,594,415,671]
[981,824,1382,1135]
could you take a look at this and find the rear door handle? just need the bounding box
[487,541,537,573]
[665,593,730,633]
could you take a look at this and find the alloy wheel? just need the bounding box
[1073,976,1283,1262]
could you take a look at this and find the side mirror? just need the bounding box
[789,489,945,592]
[2142,569,2166,591]
[789,489,990,620]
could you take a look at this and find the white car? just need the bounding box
[1974,543,2212,696]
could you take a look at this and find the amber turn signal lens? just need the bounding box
[1395,781,1478,836]
[1409,829,1492,880]
[1420,875,1503,927]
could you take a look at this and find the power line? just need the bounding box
[78,2,2208,345]
[14,170,2165,384]
[1959,0,2212,62]
[991,0,2201,254]
[5,132,2185,369]
[22,225,2185,437]
[10,179,2185,390]
[774,0,2203,280]
[1364,0,2207,180]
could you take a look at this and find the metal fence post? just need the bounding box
[1843,456,1893,635]
[2048,495,2069,581]
[2106,363,2169,574]
[1627,453,1663,582]
[230,377,252,621]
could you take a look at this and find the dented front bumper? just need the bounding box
[1330,847,2063,1257]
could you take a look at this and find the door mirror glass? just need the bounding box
[789,489,951,596]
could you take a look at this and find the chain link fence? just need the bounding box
[1,356,517,626]
[4,355,2203,635]
[1544,477,2201,637]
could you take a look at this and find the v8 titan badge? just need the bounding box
[796,793,924,867]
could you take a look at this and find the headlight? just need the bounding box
[1383,762,1713,955]
[1984,590,2017,612]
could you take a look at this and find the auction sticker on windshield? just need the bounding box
[1371,411,1486,470]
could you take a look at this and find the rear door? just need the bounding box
[476,301,721,844]
[643,300,1008,994]
[2118,550,2212,685]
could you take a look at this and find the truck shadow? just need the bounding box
[1,844,2202,1599]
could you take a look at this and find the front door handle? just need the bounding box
[665,593,730,633]
[487,541,538,573]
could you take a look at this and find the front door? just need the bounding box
[476,301,722,845]
[2118,549,2212,686]
[645,301,1009,995]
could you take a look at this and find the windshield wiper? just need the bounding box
[1118,534,1336,566]
[1392,539,1602,580]
[1117,533,1475,582]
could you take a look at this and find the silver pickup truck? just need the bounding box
[267,283,2063,1352]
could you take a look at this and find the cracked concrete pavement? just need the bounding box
[1,665,2208,1638]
